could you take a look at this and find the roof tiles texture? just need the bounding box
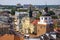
[0,34,24,40]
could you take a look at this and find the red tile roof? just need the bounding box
[32,19,39,25]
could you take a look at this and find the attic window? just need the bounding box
[45,18,47,20]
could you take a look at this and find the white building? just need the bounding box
[38,16,53,25]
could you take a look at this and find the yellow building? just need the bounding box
[21,17,34,34]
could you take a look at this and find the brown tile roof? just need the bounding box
[0,34,24,40]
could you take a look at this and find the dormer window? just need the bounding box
[45,18,47,20]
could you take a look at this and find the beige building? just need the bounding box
[21,17,34,34]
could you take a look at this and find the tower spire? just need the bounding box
[29,4,33,18]
[44,1,48,13]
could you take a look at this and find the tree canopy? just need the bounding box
[52,15,58,19]
[11,8,17,15]
[36,11,42,19]
[48,11,55,16]
[44,7,48,13]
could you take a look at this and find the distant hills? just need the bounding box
[0,5,60,9]
[0,5,16,9]
[23,5,60,9]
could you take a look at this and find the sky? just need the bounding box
[0,0,60,5]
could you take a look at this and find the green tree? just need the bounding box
[48,11,55,16]
[36,11,42,19]
[44,7,48,13]
[58,14,60,18]
[52,16,58,19]
[53,23,58,29]
[53,20,60,29]
[11,8,17,15]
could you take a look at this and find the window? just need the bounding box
[41,18,43,20]
[45,18,47,20]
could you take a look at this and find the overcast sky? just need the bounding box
[0,0,60,5]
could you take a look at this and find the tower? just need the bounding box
[44,5,48,13]
[29,5,33,18]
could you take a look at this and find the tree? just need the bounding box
[48,11,55,16]
[36,11,42,19]
[58,14,60,18]
[54,23,58,29]
[11,8,17,15]
[53,20,60,29]
[44,7,48,13]
[52,15,58,19]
